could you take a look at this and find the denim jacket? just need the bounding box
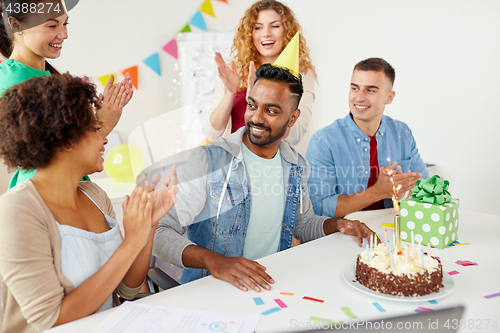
[306,113,429,218]
[153,127,327,284]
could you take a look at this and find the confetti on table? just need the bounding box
[253,297,264,306]
[303,296,324,303]
[418,307,434,312]
[309,316,339,325]
[274,299,287,309]
[456,260,478,266]
[381,223,394,228]
[448,241,469,247]
[415,307,434,313]
[261,307,281,315]
[429,300,438,304]
[280,292,294,296]
[484,293,500,299]
[372,302,386,312]
[448,270,460,276]
[341,306,357,319]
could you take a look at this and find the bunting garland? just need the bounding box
[162,39,178,60]
[200,0,216,18]
[189,11,207,31]
[143,52,161,76]
[180,24,192,33]
[97,74,116,88]
[121,66,139,89]
[96,0,227,88]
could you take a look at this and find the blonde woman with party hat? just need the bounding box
[206,0,316,145]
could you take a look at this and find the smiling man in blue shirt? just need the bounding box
[306,58,429,218]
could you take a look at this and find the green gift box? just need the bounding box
[399,175,459,249]
[400,198,459,249]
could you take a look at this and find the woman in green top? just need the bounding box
[0,0,134,188]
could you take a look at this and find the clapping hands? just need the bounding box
[96,74,134,137]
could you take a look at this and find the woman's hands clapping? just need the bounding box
[121,166,178,251]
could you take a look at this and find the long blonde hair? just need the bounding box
[231,0,316,90]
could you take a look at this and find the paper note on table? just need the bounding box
[91,302,260,333]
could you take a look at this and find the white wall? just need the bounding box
[1,0,499,215]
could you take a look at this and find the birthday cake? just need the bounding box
[355,243,443,297]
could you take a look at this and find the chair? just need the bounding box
[146,256,183,293]
[119,258,181,302]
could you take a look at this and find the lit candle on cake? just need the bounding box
[421,249,424,269]
[387,169,402,255]
[390,250,394,271]
[411,229,415,250]
[406,243,410,264]
[366,242,370,264]
[427,243,431,256]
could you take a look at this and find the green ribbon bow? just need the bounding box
[411,175,451,204]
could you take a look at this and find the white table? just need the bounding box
[47,210,500,332]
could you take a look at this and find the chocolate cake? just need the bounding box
[355,243,443,297]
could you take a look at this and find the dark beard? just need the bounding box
[246,119,289,147]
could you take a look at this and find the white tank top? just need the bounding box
[56,188,122,313]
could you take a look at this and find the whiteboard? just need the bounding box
[177,31,234,134]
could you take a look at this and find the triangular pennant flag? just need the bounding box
[121,65,138,89]
[200,0,216,18]
[179,24,191,33]
[189,11,207,31]
[98,73,116,88]
[162,38,178,59]
[273,31,300,77]
[143,52,161,76]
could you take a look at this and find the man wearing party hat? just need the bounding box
[153,34,374,290]
[306,58,429,219]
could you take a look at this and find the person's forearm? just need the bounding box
[181,244,223,271]
[334,186,385,218]
[122,231,155,288]
[53,242,142,327]
[209,91,237,131]
[323,218,340,235]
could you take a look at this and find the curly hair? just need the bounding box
[231,0,316,90]
[0,73,100,171]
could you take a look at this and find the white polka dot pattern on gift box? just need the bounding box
[399,198,460,249]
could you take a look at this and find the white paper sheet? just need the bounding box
[90,302,260,333]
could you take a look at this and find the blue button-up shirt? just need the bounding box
[306,113,429,217]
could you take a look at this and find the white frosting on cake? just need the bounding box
[359,243,440,275]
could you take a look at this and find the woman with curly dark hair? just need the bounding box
[0,74,177,333]
[0,0,134,189]
[205,0,316,145]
